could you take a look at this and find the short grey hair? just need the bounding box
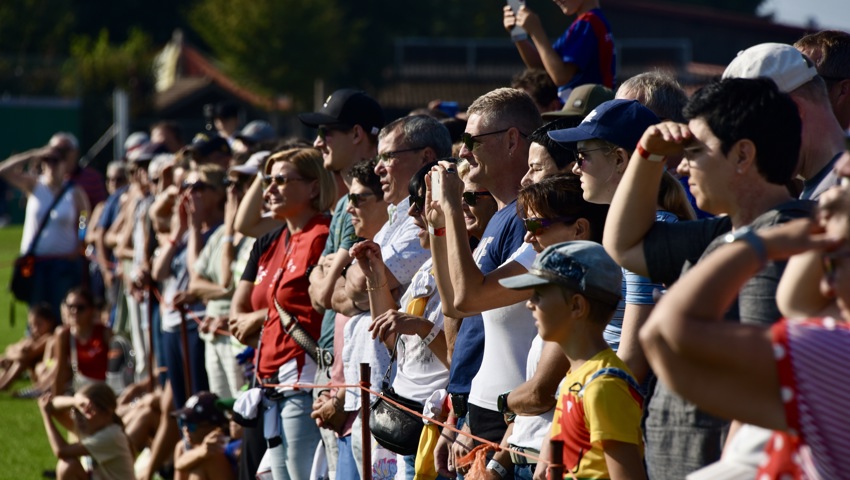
[50,132,79,150]
[106,160,127,176]
[617,72,688,123]
[466,87,542,135]
[379,115,452,158]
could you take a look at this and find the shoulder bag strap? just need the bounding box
[25,181,75,256]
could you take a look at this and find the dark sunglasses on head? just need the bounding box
[462,190,493,206]
[263,174,307,187]
[523,215,578,236]
[182,181,213,192]
[347,192,375,208]
[317,124,353,141]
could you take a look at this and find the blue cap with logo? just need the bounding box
[547,99,659,150]
[499,241,622,307]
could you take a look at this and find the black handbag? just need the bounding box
[369,338,425,456]
[10,181,75,302]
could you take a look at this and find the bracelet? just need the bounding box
[366,279,387,291]
[636,143,665,162]
[428,225,446,237]
[487,460,508,479]
[221,235,235,244]
[724,226,768,268]
[420,322,441,346]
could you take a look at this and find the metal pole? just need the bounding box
[146,283,155,393]
[548,440,564,480]
[177,304,193,400]
[360,363,372,480]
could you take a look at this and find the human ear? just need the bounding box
[572,218,591,241]
[732,139,756,172]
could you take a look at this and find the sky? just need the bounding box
[760,0,850,32]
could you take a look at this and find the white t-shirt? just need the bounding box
[391,258,450,403]
[506,335,555,450]
[372,196,430,291]
[468,250,538,412]
[81,423,135,480]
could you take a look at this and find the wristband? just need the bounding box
[420,322,441,346]
[487,460,508,479]
[636,143,665,162]
[428,225,446,237]
[221,235,235,244]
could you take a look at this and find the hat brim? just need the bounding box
[229,164,258,175]
[498,273,554,290]
[548,126,597,144]
[541,111,585,121]
[298,112,342,127]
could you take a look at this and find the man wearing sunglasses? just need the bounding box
[299,88,384,478]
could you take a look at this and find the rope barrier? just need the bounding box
[150,285,232,337]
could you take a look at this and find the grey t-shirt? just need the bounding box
[641,199,815,479]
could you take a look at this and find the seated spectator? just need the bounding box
[38,382,135,480]
[53,288,111,396]
[0,303,57,391]
[500,242,645,480]
[173,391,235,480]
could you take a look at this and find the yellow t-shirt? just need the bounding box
[549,348,643,479]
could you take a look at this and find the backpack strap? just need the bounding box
[578,367,643,400]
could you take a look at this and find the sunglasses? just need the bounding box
[377,146,425,165]
[460,128,517,151]
[182,181,214,192]
[347,192,375,208]
[178,418,199,433]
[65,303,90,312]
[523,216,578,236]
[263,174,307,187]
[822,250,850,283]
[223,177,250,190]
[573,146,615,167]
[317,124,353,142]
[409,194,426,214]
[462,190,493,207]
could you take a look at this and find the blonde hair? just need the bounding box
[658,170,696,221]
[265,147,337,212]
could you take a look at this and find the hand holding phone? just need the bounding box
[506,0,528,42]
[431,171,442,202]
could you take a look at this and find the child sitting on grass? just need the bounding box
[38,381,135,480]
[0,303,57,392]
[173,391,235,480]
[500,241,645,479]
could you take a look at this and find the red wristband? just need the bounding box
[636,143,665,162]
[428,225,446,237]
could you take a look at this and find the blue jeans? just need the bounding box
[162,327,209,409]
[31,256,83,320]
[336,435,359,480]
[265,391,322,480]
[514,463,535,480]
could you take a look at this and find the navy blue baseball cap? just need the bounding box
[547,99,659,150]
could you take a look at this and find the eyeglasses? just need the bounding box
[317,124,352,142]
[347,192,375,208]
[573,146,615,167]
[462,190,493,207]
[409,194,426,214]
[377,146,425,165]
[182,181,213,192]
[460,128,512,151]
[263,174,307,187]
[523,216,578,236]
[64,303,90,312]
[822,249,850,283]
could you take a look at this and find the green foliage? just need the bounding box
[60,28,154,96]
[189,0,350,102]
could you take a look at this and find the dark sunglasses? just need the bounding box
[573,146,615,167]
[223,177,250,190]
[409,194,426,214]
[178,418,199,433]
[347,192,375,208]
[523,216,578,236]
[263,174,307,187]
[182,181,213,192]
[460,128,527,151]
[462,190,493,207]
[65,303,90,312]
[822,250,850,283]
[317,124,353,141]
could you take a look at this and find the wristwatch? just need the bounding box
[497,391,516,422]
[723,226,768,266]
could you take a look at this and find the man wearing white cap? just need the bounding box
[723,42,846,200]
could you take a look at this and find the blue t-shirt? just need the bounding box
[604,210,678,350]
[318,195,356,350]
[447,200,527,395]
[552,8,616,95]
[96,185,128,230]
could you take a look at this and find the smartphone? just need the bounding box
[431,171,442,201]
[507,0,528,42]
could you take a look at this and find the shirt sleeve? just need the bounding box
[382,221,431,286]
[553,17,597,70]
[643,217,732,285]
[583,376,643,446]
[507,242,537,270]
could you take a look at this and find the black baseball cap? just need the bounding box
[298,89,384,135]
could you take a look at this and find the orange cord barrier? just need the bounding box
[151,285,233,337]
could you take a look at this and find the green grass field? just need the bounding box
[0,225,58,479]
